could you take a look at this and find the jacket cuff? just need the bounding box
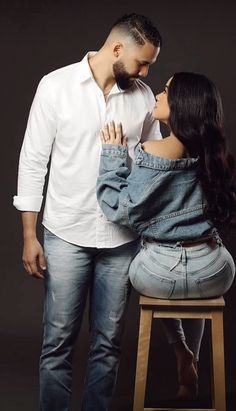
[101,144,128,158]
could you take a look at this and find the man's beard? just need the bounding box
[113,60,136,90]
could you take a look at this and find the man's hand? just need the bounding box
[100,121,127,145]
[22,237,46,279]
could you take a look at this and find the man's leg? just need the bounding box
[81,239,139,411]
[40,230,94,411]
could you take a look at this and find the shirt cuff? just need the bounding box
[13,195,43,212]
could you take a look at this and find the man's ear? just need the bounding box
[112,43,123,58]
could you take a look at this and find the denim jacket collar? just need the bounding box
[135,143,199,170]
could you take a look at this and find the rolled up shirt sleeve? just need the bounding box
[13,76,56,211]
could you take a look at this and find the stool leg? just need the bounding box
[211,309,226,411]
[133,307,152,411]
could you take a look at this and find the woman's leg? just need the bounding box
[161,319,199,399]
[129,243,198,398]
[165,242,235,399]
[129,242,204,399]
[182,319,205,363]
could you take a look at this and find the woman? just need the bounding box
[96,72,236,400]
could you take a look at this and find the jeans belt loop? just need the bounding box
[170,243,183,271]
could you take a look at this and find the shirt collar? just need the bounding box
[78,52,127,94]
[77,52,96,83]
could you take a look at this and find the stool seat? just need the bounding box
[140,296,225,307]
[133,296,226,411]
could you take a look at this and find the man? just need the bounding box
[13,13,162,411]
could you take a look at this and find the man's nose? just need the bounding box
[138,66,149,78]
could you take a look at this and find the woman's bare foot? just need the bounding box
[177,382,197,400]
[173,341,198,400]
[176,363,198,400]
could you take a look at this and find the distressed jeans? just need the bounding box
[40,228,139,411]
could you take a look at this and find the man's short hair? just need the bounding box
[111,13,162,48]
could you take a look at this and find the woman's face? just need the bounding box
[152,77,172,124]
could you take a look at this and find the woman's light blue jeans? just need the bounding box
[129,239,235,360]
[40,229,139,411]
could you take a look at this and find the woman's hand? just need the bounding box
[100,121,127,146]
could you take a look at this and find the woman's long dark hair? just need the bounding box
[168,72,236,230]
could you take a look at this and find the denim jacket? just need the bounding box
[97,143,216,243]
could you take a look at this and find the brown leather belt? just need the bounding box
[180,238,216,247]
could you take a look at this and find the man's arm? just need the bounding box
[14,76,56,279]
[21,212,46,279]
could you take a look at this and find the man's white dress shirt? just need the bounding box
[13,53,162,248]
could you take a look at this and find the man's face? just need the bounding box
[113,41,160,90]
[113,60,135,90]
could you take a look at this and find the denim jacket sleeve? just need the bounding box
[97,144,132,227]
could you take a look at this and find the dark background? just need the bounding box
[1,0,236,410]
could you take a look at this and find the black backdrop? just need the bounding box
[1,1,236,410]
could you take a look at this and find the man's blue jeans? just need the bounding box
[40,228,139,411]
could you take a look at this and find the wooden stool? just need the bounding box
[133,296,226,411]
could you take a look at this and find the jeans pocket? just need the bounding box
[44,227,55,238]
[131,262,175,298]
[196,261,234,298]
